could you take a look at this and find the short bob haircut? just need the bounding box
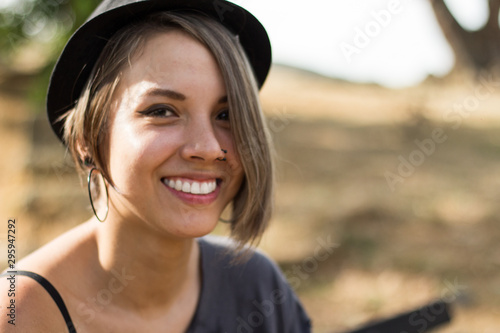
[62,11,274,249]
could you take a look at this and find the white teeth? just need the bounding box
[164,179,217,195]
[200,183,209,194]
[191,182,200,194]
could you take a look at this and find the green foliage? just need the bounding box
[0,0,101,52]
[0,0,101,108]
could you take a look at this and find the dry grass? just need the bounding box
[257,66,500,332]
[2,65,500,332]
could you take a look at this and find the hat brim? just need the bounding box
[47,0,271,141]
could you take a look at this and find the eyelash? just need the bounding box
[138,105,230,122]
[138,105,176,118]
[216,109,230,121]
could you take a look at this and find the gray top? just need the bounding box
[1,236,311,332]
[188,236,312,332]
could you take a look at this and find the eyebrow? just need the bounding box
[145,88,186,101]
[145,88,227,104]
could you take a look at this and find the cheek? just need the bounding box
[106,122,175,186]
[227,144,245,190]
[229,154,244,182]
[218,131,243,177]
[229,134,245,174]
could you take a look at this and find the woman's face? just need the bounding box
[103,30,244,238]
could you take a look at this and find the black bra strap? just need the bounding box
[1,271,77,333]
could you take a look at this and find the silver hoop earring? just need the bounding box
[87,167,109,223]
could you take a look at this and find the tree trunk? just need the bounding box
[429,0,500,75]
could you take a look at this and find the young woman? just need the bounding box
[1,1,311,332]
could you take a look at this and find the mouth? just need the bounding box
[161,177,220,195]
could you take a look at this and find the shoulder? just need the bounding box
[198,235,283,282]
[0,272,70,332]
[197,235,312,332]
[16,221,95,273]
[0,222,96,332]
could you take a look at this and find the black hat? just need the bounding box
[46,0,272,142]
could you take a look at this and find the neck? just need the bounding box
[92,215,200,315]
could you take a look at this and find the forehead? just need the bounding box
[116,30,225,101]
[126,30,214,81]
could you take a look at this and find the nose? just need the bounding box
[180,118,225,163]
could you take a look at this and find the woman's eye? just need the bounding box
[138,105,176,118]
[216,109,230,121]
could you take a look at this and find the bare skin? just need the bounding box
[0,221,200,332]
[0,30,243,332]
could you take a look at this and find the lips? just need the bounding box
[162,178,218,195]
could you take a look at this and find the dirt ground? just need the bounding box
[1,65,500,332]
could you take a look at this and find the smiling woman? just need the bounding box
[0,1,311,332]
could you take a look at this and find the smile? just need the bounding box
[162,178,218,195]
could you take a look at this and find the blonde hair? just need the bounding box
[62,12,274,248]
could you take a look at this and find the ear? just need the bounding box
[76,140,94,168]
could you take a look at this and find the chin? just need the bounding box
[169,216,220,239]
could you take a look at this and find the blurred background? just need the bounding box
[1,0,500,332]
